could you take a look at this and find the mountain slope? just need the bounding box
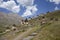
[31,10,60,40]
[0,12,23,33]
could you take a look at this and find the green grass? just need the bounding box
[31,10,60,40]
[0,10,60,40]
[32,21,60,40]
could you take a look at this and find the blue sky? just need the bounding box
[0,0,60,18]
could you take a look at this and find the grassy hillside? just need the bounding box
[0,12,24,36]
[31,10,60,40]
[32,21,60,40]
[0,10,60,40]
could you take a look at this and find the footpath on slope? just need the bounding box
[13,26,40,40]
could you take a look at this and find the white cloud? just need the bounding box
[47,0,60,4]
[0,0,3,4]
[16,0,34,7]
[0,0,20,13]
[22,5,38,17]
[12,6,20,13]
[31,5,38,13]
[26,5,38,13]
[22,10,32,17]
[55,6,59,10]
[17,0,38,17]
[0,0,38,17]
[0,1,16,9]
[26,5,38,11]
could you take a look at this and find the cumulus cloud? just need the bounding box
[22,10,32,17]
[0,0,38,17]
[16,0,38,17]
[31,5,38,13]
[55,6,59,10]
[47,0,60,4]
[22,5,38,17]
[0,0,3,4]
[12,6,20,13]
[47,0,60,11]
[17,0,34,7]
[0,1,16,9]
[0,0,20,13]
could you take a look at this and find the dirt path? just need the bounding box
[13,28,32,40]
[13,27,39,40]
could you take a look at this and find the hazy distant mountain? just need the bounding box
[0,12,24,26]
